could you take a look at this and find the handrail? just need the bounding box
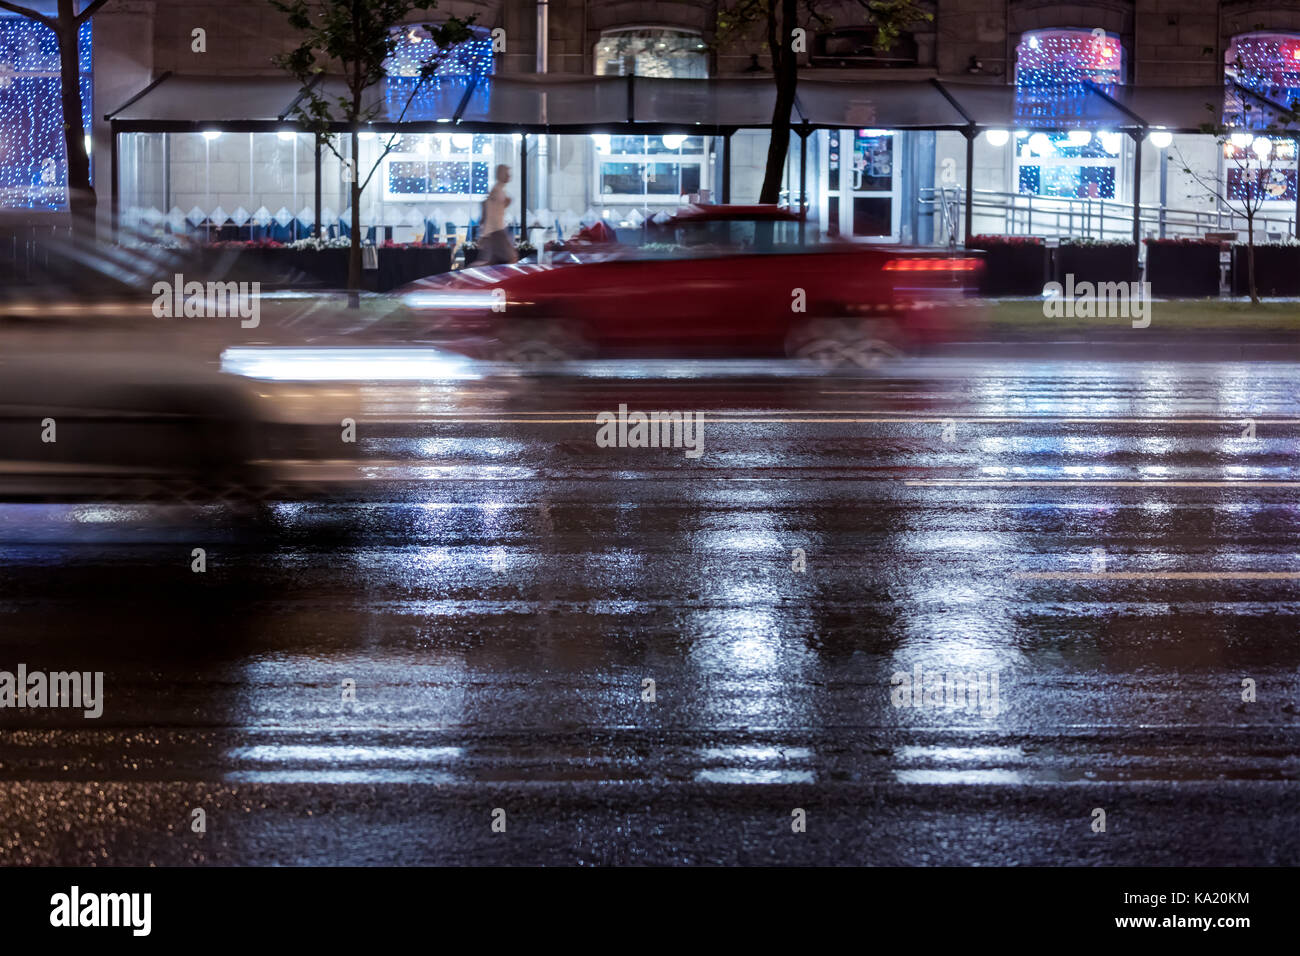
[918,186,1297,242]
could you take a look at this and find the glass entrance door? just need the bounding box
[821,129,901,241]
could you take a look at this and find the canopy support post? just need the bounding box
[1131,130,1143,280]
[721,130,732,204]
[313,133,322,238]
[963,127,974,249]
[520,133,528,242]
[798,124,808,244]
[110,121,120,243]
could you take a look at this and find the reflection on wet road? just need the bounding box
[0,357,1297,864]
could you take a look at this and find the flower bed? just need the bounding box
[968,236,1047,296]
[1144,239,1221,297]
[186,241,451,292]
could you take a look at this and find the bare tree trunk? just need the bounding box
[1247,213,1258,305]
[56,4,94,242]
[348,129,362,307]
[758,0,798,205]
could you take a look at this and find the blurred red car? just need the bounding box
[398,205,981,367]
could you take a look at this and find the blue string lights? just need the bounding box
[1227,33,1300,114]
[384,26,493,124]
[1014,28,1124,126]
[0,16,92,210]
[1223,34,1300,203]
[1013,29,1125,200]
[382,27,494,198]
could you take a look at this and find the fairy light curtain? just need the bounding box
[1014,28,1125,201]
[0,16,92,209]
[1223,33,1299,204]
[1226,33,1300,116]
[380,25,494,199]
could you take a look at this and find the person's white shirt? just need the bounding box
[482,182,509,234]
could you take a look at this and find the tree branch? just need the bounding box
[76,0,113,24]
[0,1,56,30]
[766,0,780,74]
[318,133,348,166]
[358,48,458,193]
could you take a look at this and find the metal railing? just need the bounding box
[920,186,1298,244]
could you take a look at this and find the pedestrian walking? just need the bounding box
[475,164,518,265]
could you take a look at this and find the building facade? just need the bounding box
[3,0,1299,246]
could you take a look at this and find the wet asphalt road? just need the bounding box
[1,353,1298,865]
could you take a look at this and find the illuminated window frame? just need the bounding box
[0,16,92,210]
[593,134,709,204]
[1223,33,1300,204]
[379,26,495,203]
[1013,28,1126,202]
[593,29,710,205]
[380,133,494,202]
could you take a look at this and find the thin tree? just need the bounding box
[1174,90,1300,305]
[0,0,109,239]
[270,0,474,297]
[715,0,931,205]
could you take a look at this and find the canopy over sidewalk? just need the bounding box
[107,73,1296,134]
[106,73,1300,253]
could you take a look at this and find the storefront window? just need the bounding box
[1223,137,1297,203]
[383,23,494,120]
[380,133,493,201]
[1014,130,1123,200]
[594,29,708,79]
[1224,34,1300,202]
[1014,29,1125,201]
[1227,33,1300,113]
[0,16,92,209]
[593,30,710,207]
[119,131,318,241]
[594,134,705,201]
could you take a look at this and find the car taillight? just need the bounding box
[883,258,980,272]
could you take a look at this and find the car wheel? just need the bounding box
[490,320,589,368]
[786,318,904,369]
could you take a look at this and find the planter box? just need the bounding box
[1231,245,1300,297]
[1054,244,1136,287]
[376,246,454,291]
[1146,243,1221,297]
[969,242,1048,296]
[189,246,452,292]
